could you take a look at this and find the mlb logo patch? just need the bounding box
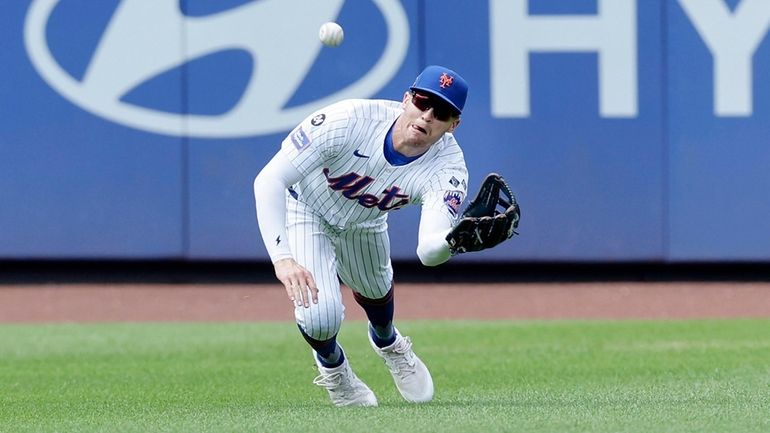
[290,126,311,151]
[443,190,464,217]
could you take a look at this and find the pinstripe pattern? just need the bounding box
[287,196,344,341]
[335,220,393,299]
[280,99,468,336]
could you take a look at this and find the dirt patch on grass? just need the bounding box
[2,281,769,323]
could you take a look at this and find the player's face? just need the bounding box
[398,91,460,149]
[409,91,458,122]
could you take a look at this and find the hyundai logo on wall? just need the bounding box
[24,0,409,138]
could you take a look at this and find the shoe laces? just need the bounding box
[314,369,370,404]
[313,371,345,390]
[383,336,417,376]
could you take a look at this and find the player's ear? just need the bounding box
[447,117,461,132]
[402,91,411,105]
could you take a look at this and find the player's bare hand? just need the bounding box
[273,258,318,308]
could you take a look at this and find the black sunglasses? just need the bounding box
[410,91,458,121]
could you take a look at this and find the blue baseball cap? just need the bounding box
[410,65,468,115]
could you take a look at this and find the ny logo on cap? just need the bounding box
[439,73,454,88]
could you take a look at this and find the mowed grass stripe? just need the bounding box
[1,320,768,433]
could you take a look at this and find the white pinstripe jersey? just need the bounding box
[280,99,469,228]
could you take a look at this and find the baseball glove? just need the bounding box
[445,173,520,255]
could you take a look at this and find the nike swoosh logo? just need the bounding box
[353,149,370,158]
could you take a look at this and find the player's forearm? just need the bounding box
[416,230,452,266]
[254,152,301,263]
[416,208,453,266]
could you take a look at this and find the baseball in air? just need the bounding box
[319,22,344,47]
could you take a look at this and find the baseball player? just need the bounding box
[254,65,518,407]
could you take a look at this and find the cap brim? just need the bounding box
[410,86,462,115]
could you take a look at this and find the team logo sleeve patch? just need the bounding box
[290,126,312,151]
[443,190,464,217]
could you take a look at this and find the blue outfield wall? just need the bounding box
[0,0,768,262]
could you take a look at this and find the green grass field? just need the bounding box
[1,319,768,433]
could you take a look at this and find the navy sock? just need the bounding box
[316,345,344,368]
[297,325,344,368]
[369,323,396,348]
[354,287,396,348]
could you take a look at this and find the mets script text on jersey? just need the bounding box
[323,168,409,211]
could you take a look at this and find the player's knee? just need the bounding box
[295,303,344,341]
[299,317,342,341]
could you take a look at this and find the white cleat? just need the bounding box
[368,328,434,403]
[312,353,378,407]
